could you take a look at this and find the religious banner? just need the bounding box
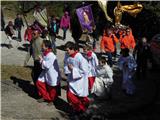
[33,8,48,27]
[76,5,95,33]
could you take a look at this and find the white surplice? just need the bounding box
[91,63,113,96]
[38,52,61,86]
[84,52,99,77]
[66,53,89,97]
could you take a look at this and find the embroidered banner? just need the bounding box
[76,5,95,33]
[33,8,48,27]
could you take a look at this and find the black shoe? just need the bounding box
[37,98,45,103]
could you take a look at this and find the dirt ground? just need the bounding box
[1,26,160,120]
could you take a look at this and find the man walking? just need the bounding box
[14,14,24,41]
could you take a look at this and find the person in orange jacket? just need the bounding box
[100,27,118,67]
[119,27,136,53]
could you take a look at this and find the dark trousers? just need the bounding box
[17,27,22,41]
[50,35,57,54]
[136,59,147,80]
[32,60,42,84]
[106,52,113,67]
[62,27,68,40]
[31,60,42,97]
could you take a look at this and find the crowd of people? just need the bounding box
[1,5,153,118]
[3,10,70,51]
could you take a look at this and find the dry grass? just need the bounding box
[1,65,32,81]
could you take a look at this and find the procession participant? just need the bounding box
[4,21,16,48]
[23,25,33,66]
[24,25,33,43]
[119,27,136,54]
[36,40,61,106]
[91,56,113,99]
[60,11,70,40]
[64,42,75,76]
[30,30,43,92]
[32,20,44,34]
[134,37,152,80]
[118,48,137,95]
[14,13,24,41]
[100,27,118,67]
[83,44,99,91]
[65,42,90,114]
[48,16,58,54]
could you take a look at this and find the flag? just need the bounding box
[76,5,95,33]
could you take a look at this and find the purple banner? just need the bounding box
[76,5,95,33]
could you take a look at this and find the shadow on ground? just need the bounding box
[56,35,63,40]
[10,76,73,118]
[10,76,39,99]
[54,97,72,114]
[17,43,30,52]
[0,43,13,49]
[56,45,66,51]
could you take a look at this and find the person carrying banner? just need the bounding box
[60,11,70,40]
[65,42,90,114]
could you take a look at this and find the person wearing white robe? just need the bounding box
[118,48,137,95]
[36,40,61,105]
[83,44,99,91]
[65,42,90,113]
[91,56,113,98]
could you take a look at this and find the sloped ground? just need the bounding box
[1,27,160,120]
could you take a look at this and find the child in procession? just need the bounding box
[83,44,99,91]
[91,56,113,99]
[36,40,61,106]
[65,42,90,114]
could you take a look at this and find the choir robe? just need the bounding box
[91,63,113,97]
[66,52,89,97]
[84,52,99,90]
[66,52,90,112]
[37,51,61,102]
